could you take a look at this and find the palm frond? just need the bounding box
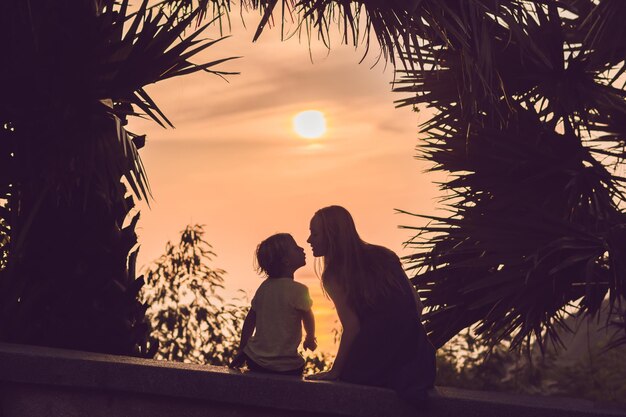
[0,0,237,356]
[396,0,626,352]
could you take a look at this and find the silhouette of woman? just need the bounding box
[305,206,435,403]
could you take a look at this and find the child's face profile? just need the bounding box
[283,236,306,271]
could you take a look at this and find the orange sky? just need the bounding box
[128,11,442,354]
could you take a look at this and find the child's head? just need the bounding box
[256,233,306,278]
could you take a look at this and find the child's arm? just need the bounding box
[301,309,317,351]
[229,309,256,368]
[238,308,257,350]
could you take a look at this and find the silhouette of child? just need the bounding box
[229,233,317,375]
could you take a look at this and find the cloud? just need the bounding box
[135,19,402,132]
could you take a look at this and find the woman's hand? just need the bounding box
[305,369,339,381]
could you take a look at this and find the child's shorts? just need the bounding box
[241,353,304,376]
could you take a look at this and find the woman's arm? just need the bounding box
[307,279,360,380]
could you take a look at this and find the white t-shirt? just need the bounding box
[244,278,313,371]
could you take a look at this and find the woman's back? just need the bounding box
[337,245,435,394]
[349,244,418,319]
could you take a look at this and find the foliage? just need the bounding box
[437,318,626,404]
[544,348,626,403]
[0,215,7,273]
[392,1,626,352]
[0,0,235,355]
[159,0,418,66]
[302,350,334,375]
[436,331,543,394]
[141,224,246,365]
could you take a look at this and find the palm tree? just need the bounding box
[393,1,626,351]
[0,0,235,355]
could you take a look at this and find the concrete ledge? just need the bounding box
[1,342,625,417]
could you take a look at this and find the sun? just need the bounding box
[293,110,327,139]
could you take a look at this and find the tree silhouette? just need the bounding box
[141,225,247,365]
[0,0,235,355]
[393,1,626,352]
[0,217,8,272]
[436,321,626,403]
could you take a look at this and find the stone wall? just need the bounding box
[1,343,625,417]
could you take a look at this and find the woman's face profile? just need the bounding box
[307,215,328,257]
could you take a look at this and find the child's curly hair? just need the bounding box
[255,233,293,278]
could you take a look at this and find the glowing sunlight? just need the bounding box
[293,110,327,139]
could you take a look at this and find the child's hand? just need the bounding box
[303,335,317,351]
[229,351,246,369]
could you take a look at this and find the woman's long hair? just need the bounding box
[313,206,405,313]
